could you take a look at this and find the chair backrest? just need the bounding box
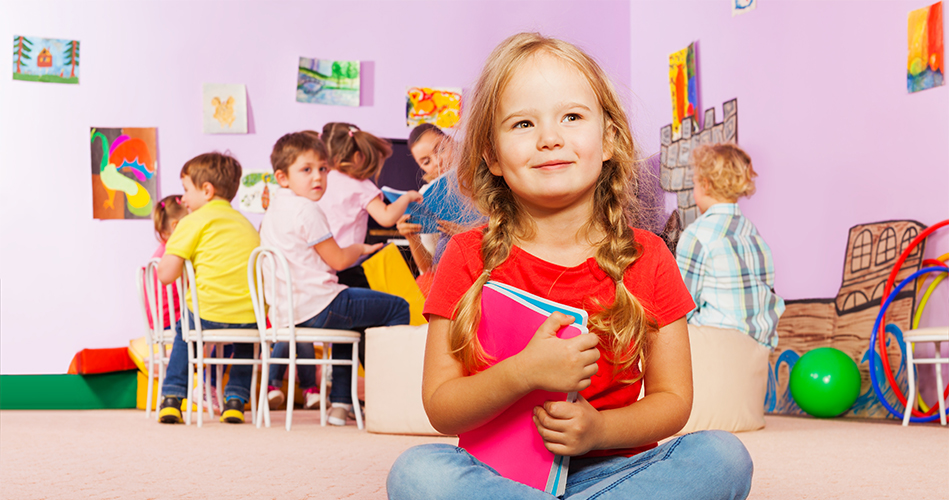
[179,259,203,342]
[141,259,172,340]
[248,246,297,344]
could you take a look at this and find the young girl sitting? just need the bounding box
[386,33,753,499]
[317,122,423,289]
[148,195,187,330]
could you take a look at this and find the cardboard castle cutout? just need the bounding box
[766,220,927,419]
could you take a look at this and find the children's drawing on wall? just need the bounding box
[203,83,248,134]
[406,87,462,128]
[12,35,79,84]
[668,42,698,140]
[766,220,927,419]
[659,98,738,227]
[90,127,158,220]
[907,1,944,93]
[296,57,360,106]
[732,0,757,17]
[237,171,278,213]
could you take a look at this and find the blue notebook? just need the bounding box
[381,170,474,234]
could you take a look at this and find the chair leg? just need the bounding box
[352,340,363,430]
[251,343,259,426]
[287,342,297,432]
[146,352,154,419]
[903,343,916,426]
[186,341,195,426]
[935,341,946,426]
[320,344,329,427]
[156,348,167,422]
[257,342,269,429]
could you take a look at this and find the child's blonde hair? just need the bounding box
[452,32,657,381]
[152,195,187,242]
[691,143,757,201]
[321,122,393,181]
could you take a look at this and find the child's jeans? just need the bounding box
[161,311,257,404]
[387,430,753,500]
[297,287,410,405]
[268,342,317,390]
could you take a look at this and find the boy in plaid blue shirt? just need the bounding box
[676,144,785,348]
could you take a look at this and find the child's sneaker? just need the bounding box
[328,403,351,426]
[267,385,285,410]
[303,387,320,410]
[158,396,182,424]
[220,397,245,424]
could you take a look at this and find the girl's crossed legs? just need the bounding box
[387,430,752,500]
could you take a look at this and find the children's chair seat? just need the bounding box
[249,247,364,431]
[179,259,262,427]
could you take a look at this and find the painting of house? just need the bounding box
[766,220,927,419]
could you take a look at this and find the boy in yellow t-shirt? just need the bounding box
[156,152,260,424]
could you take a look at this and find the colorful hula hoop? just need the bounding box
[875,219,949,418]
[869,267,948,422]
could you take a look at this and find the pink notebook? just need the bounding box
[458,281,589,496]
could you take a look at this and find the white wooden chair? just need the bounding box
[179,259,261,427]
[902,326,948,426]
[138,259,180,419]
[249,246,364,431]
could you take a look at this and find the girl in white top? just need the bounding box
[317,123,423,288]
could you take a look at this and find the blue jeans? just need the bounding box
[387,431,753,500]
[269,342,317,390]
[161,311,257,403]
[298,287,410,404]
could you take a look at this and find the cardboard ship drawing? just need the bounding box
[766,220,928,419]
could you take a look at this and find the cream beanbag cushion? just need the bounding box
[678,324,769,434]
[365,324,448,436]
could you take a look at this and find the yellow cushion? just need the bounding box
[678,324,768,434]
[362,244,427,326]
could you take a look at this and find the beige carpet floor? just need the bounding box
[0,410,945,499]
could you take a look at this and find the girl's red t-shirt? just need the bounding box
[424,227,695,458]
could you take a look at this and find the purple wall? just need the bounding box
[629,1,948,322]
[0,1,631,374]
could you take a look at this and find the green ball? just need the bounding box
[789,347,861,418]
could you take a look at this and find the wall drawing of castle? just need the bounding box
[766,220,927,419]
[659,98,738,226]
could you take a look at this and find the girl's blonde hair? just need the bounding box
[691,143,757,201]
[152,195,187,242]
[321,122,393,181]
[451,32,657,381]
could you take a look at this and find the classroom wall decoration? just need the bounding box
[668,42,698,139]
[90,128,158,220]
[907,1,944,93]
[202,83,248,134]
[732,0,757,17]
[237,171,278,213]
[659,98,737,227]
[296,57,360,107]
[12,35,79,84]
[766,220,927,419]
[406,87,462,128]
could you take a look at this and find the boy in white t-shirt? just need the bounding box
[259,132,411,424]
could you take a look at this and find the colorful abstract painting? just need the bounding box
[406,87,462,128]
[238,171,278,213]
[732,0,757,17]
[90,128,159,220]
[203,83,248,134]
[297,57,360,106]
[907,1,944,93]
[12,35,79,84]
[669,43,698,140]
